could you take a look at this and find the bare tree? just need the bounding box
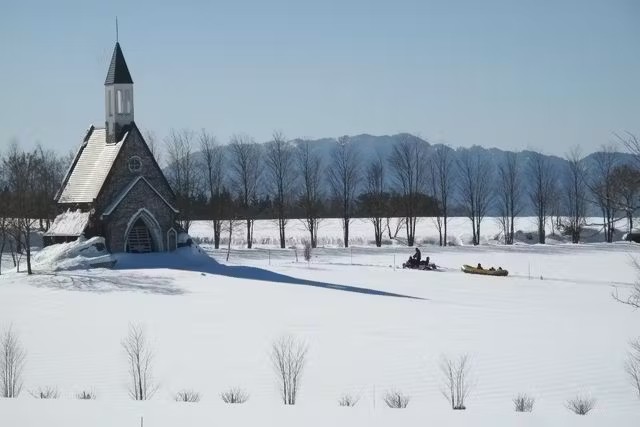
[337,393,360,407]
[199,130,225,248]
[328,136,361,247]
[528,151,556,244]
[564,147,588,243]
[431,145,455,246]
[361,155,387,247]
[457,151,493,245]
[265,131,296,248]
[496,152,521,245]
[29,386,60,399]
[220,387,249,404]
[626,338,640,399]
[143,129,162,166]
[271,335,308,405]
[440,354,472,410]
[613,258,640,308]
[589,146,618,243]
[611,164,640,233]
[122,323,158,401]
[1,325,26,398]
[76,390,96,400]
[565,394,596,415]
[388,135,428,246]
[383,389,411,408]
[296,141,323,248]
[513,393,535,412]
[618,131,640,168]
[229,135,262,249]
[174,389,201,402]
[3,143,39,274]
[165,129,199,232]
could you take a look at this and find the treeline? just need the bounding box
[163,130,441,249]
[163,130,640,249]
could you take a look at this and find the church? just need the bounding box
[44,42,179,253]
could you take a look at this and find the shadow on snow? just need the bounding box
[114,249,424,300]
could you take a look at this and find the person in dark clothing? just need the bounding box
[477,263,483,270]
[406,248,422,267]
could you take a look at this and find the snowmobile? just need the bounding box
[402,259,439,271]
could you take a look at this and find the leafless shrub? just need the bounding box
[303,241,312,262]
[271,334,308,405]
[383,389,410,408]
[122,323,158,400]
[513,393,535,412]
[440,353,472,410]
[29,386,60,399]
[626,338,640,399]
[220,387,249,404]
[613,258,640,309]
[174,389,201,402]
[566,394,596,415]
[76,390,96,400]
[337,393,360,407]
[1,325,26,398]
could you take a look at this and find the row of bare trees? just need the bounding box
[164,130,640,248]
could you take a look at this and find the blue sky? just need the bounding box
[1,0,639,156]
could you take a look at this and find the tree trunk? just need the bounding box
[246,219,252,249]
[279,217,286,249]
[213,219,221,249]
[25,229,32,275]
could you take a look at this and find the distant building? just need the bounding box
[44,42,179,253]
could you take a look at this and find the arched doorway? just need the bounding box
[123,209,164,253]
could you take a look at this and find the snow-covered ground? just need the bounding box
[1,218,639,426]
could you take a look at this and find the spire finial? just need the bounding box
[116,17,119,43]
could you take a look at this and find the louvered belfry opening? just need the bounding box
[126,218,155,253]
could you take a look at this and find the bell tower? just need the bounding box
[105,42,134,143]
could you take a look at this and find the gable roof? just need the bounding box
[101,176,179,217]
[57,128,128,204]
[105,42,133,85]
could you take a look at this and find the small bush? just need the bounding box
[76,390,96,400]
[174,389,201,402]
[383,389,410,408]
[30,386,60,399]
[338,393,360,407]
[566,395,596,415]
[220,387,249,404]
[513,393,535,412]
[303,241,312,262]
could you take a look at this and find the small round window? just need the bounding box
[128,156,142,173]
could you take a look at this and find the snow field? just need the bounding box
[0,220,639,426]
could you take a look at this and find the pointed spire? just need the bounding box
[105,42,133,85]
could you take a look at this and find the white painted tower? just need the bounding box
[104,42,134,143]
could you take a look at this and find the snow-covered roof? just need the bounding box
[101,176,179,217]
[58,128,127,204]
[44,210,90,237]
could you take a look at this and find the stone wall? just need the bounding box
[103,179,175,253]
[96,126,174,214]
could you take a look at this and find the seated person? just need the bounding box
[476,263,483,270]
[489,267,496,271]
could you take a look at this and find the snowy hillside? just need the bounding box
[1,220,639,426]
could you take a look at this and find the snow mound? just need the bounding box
[32,237,116,271]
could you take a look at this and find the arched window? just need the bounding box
[116,89,123,114]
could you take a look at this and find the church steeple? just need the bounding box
[105,42,134,143]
